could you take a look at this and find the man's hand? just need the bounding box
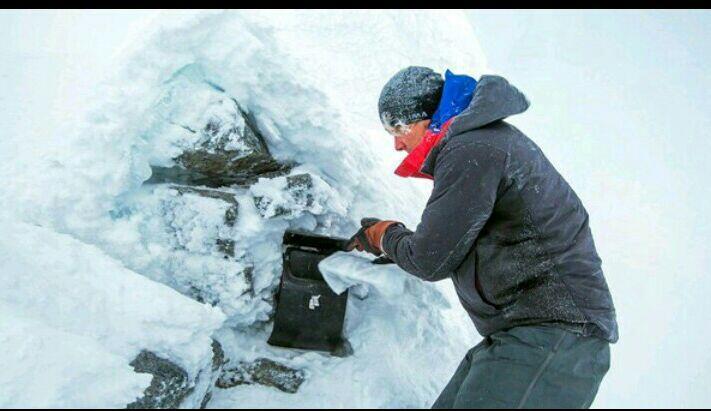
[347,218,400,256]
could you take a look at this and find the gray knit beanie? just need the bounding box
[378,66,444,129]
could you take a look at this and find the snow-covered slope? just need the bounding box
[0,10,487,408]
[0,217,225,407]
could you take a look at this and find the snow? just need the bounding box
[4,8,706,409]
[249,171,345,220]
[0,9,484,409]
[0,216,225,407]
[209,261,471,409]
[319,252,408,297]
[0,304,151,408]
[152,66,250,160]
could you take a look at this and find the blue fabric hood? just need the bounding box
[429,69,478,131]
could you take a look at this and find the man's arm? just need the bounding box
[382,142,507,281]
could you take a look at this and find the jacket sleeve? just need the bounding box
[382,142,507,281]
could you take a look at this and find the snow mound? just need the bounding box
[0,217,225,407]
[0,304,150,408]
[0,10,487,408]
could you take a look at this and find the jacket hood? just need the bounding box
[446,75,530,136]
[420,75,529,177]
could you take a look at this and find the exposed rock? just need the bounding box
[175,99,282,182]
[148,163,292,188]
[199,339,229,409]
[169,185,239,260]
[144,73,294,188]
[215,238,235,258]
[242,266,254,292]
[187,285,219,306]
[170,185,239,227]
[253,173,315,218]
[127,351,192,409]
[186,263,254,306]
[199,391,212,409]
[210,339,228,372]
[216,358,305,394]
[285,173,315,207]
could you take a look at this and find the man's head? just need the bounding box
[378,66,444,153]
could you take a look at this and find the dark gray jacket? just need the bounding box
[382,75,618,343]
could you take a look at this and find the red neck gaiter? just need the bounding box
[394,118,455,180]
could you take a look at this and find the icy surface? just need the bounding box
[0,9,485,409]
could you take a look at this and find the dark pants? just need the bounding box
[432,325,610,409]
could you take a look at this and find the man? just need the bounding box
[349,67,618,408]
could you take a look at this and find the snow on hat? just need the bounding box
[378,66,444,129]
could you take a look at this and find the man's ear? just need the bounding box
[415,119,431,131]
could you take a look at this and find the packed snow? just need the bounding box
[0,216,225,407]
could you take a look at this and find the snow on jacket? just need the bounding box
[382,75,619,343]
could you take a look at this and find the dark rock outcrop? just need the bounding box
[216,358,305,394]
[144,80,293,188]
[172,185,239,226]
[284,173,315,208]
[169,185,240,260]
[127,351,192,409]
[199,339,229,409]
[253,173,315,218]
[215,238,235,258]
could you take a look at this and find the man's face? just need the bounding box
[386,119,431,153]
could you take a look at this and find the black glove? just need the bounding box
[371,256,394,265]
